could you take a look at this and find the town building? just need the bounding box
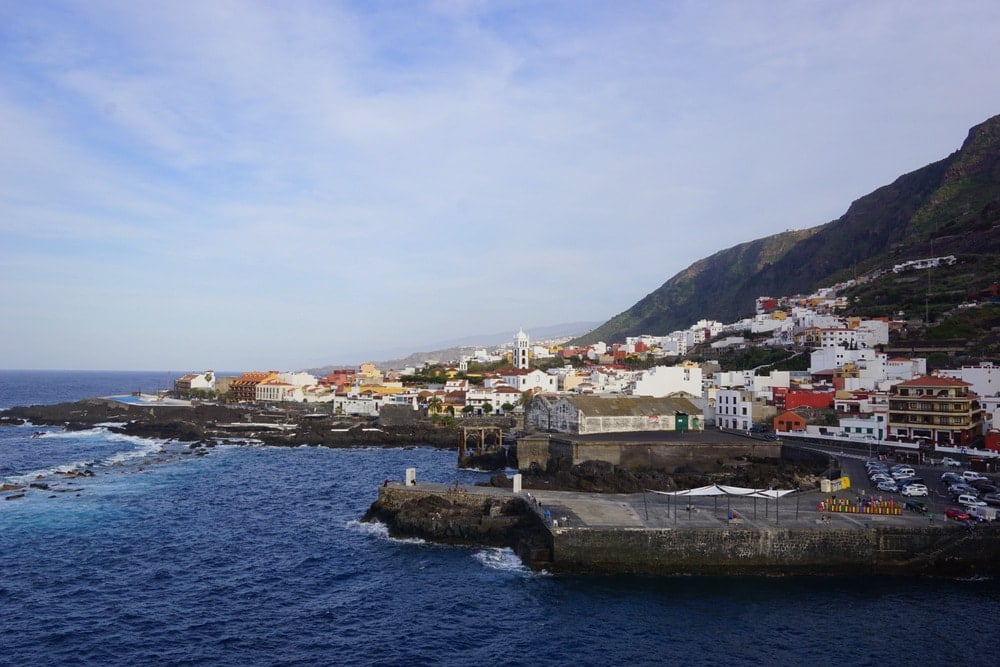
[230,371,276,403]
[716,389,776,432]
[174,371,215,397]
[887,376,984,446]
[514,328,530,370]
[524,395,703,435]
[627,364,703,398]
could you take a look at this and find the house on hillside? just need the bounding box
[773,411,806,433]
[887,375,984,446]
[525,395,703,435]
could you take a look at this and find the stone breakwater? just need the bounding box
[362,484,554,565]
[364,485,1000,577]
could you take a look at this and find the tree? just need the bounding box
[482,402,493,415]
[461,405,475,416]
[426,396,442,414]
[445,405,455,416]
[501,402,514,414]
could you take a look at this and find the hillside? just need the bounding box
[574,114,1000,345]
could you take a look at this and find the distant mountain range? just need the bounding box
[307,321,602,374]
[573,114,1000,345]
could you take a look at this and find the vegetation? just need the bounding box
[571,114,1000,347]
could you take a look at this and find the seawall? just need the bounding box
[549,524,1000,576]
[364,484,1000,577]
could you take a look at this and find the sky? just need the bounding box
[3,1,1000,372]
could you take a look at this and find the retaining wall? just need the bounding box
[548,524,1000,576]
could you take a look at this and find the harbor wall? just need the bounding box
[548,524,1000,576]
[364,486,1000,576]
[517,437,782,473]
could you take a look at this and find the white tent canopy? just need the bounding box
[647,484,796,499]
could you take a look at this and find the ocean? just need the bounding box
[1,370,997,666]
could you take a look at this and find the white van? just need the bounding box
[962,470,988,482]
[968,505,997,522]
[958,493,987,507]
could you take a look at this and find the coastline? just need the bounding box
[0,399,460,449]
[365,482,1000,577]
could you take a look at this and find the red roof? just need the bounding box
[895,375,971,387]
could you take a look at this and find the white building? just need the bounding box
[627,365,703,398]
[514,328,530,369]
[501,368,558,393]
[940,362,1000,398]
[716,389,756,431]
[256,379,304,402]
[716,388,777,431]
[279,371,317,388]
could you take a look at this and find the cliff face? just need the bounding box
[574,114,1000,345]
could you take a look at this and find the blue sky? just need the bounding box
[3,1,1000,371]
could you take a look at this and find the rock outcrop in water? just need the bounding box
[0,399,460,449]
[362,485,553,565]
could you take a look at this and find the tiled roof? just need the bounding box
[557,395,702,417]
[895,375,972,387]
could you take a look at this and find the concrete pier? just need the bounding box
[366,482,1000,577]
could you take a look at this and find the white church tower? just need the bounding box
[514,328,530,369]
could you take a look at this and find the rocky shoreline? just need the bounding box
[0,399,461,449]
[362,484,553,565]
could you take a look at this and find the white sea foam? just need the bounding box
[345,519,426,545]
[4,428,171,486]
[36,427,106,439]
[472,547,535,574]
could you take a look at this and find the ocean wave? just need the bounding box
[472,547,536,574]
[344,519,426,545]
[3,430,169,487]
[34,427,107,439]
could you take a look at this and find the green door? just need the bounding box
[675,413,688,432]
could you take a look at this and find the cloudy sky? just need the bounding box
[3,1,1000,371]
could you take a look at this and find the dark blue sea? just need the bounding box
[1,371,998,666]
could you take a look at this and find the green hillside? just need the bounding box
[574,114,1000,346]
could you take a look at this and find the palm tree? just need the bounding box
[426,395,442,414]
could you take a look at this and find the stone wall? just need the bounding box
[549,525,1000,576]
[515,437,782,472]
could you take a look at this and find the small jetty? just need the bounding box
[365,473,1000,577]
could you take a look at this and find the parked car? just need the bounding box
[902,484,929,497]
[941,472,964,485]
[877,481,900,493]
[944,507,971,521]
[941,457,962,467]
[958,494,987,508]
[962,471,988,482]
[898,477,925,488]
[949,483,978,496]
[870,473,893,484]
[905,500,928,514]
[970,480,998,494]
[892,469,916,480]
[982,493,1000,507]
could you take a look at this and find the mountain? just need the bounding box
[306,320,601,374]
[574,114,1000,345]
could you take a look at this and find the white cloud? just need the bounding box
[3,0,1000,369]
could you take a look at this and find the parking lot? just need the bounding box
[837,451,999,522]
